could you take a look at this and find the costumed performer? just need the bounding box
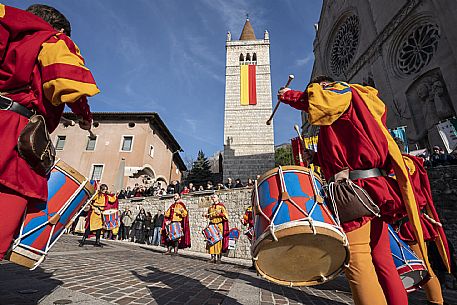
[161,193,191,255]
[0,4,98,260]
[278,76,427,305]
[204,194,229,264]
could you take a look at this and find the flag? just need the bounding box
[240,64,257,105]
[291,137,305,166]
[436,118,457,153]
[389,126,409,153]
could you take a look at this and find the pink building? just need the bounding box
[51,112,186,192]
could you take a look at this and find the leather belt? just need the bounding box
[0,95,34,118]
[349,168,386,180]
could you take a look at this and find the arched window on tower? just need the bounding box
[252,53,257,62]
[239,53,244,62]
[246,53,251,62]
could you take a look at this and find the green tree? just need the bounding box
[186,150,212,187]
[275,144,294,166]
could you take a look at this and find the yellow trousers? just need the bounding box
[344,221,387,305]
[409,242,443,305]
[208,223,223,255]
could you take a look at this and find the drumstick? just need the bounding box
[266,74,294,125]
[61,117,97,140]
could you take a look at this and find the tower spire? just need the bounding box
[239,16,256,40]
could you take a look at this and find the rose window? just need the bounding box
[330,15,360,76]
[397,23,440,75]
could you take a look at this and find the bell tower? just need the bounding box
[223,18,275,182]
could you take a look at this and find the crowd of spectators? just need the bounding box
[116,177,258,199]
[417,145,457,168]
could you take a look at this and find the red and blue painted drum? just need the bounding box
[388,225,428,292]
[252,165,349,287]
[202,223,222,246]
[166,222,183,241]
[7,160,95,269]
[102,210,120,230]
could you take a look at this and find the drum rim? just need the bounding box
[251,222,350,287]
[251,220,347,256]
[55,160,95,195]
[257,166,324,188]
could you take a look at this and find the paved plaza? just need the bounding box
[1,235,456,305]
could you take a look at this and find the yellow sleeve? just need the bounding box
[306,82,352,126]
[38,35,99,106]
[107,194,117,203]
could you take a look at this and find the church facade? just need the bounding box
[223,19,275,182]
[310,0,457,150]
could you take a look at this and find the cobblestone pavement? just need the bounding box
[1,235,456,305]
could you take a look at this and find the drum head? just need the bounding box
[252,223,349,287]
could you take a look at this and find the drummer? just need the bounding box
[203,194,229,264]
[161,193,191,255]
[0,4,98,261]
[241,205,254,242]
[79,184,116,247]
[390,138,449,305]
[278,76,426,305]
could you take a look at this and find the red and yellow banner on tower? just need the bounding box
[240,64,257,105]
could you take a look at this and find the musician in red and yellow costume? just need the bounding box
[79,184,116,247]
[161,193,191,255]
[0,4,98,260]
[389,139,451,305]
[279,76,428,305]
[241,206,254,241]
[204,194,229,264]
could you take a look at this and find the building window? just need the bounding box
[246,53,251,61]
[239,53,244,62]
[149,145,154,158]
[330,15,360,76]
[252,53,257,62]
[86,136,97,151]
[397,23,440,75]
[56,135,66,150]
[121,136,133,151]
[90,164,104,181]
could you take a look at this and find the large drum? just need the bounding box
[6,160,95,269]
[102,209,120,230]
[252,165,349,286]
[388,225,429,292]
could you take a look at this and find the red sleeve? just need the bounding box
[67,96,93,123]
[279,90,309,111]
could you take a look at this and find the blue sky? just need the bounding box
[10,0,322,163]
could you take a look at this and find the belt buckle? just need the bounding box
[0,95,13,110]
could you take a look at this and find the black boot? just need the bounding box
[94,230,103,247]
[79,236,86,247]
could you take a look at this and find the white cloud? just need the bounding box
[295,53,314,67]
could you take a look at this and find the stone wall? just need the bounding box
[119,188,253,260]
[427,165,457,248]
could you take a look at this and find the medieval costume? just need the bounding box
[161,199,191,255]
[391,154,450,305]
[0,4,98,259]
[206,199,229,263]
[280,81,427,305]
[241,206,254,242]
[79,189,116,247]
[102,193,119,239]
